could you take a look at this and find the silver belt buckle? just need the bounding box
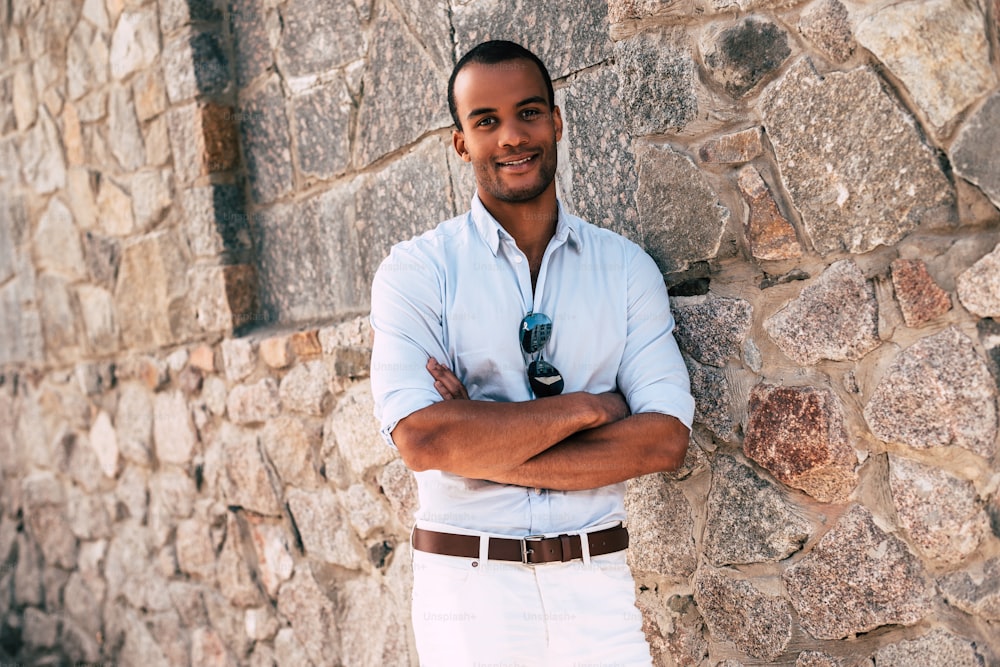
[520,534,546,564]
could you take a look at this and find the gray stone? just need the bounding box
[82,230,120,289]
[22,608,58,651]
[636,142,729,273]
[19,107,66,194]
[88,409,119,477]
[227,377,281,425]
[260,415,323,489]
[938,556,1000,621]
[694,568,792,661]
[672,295,752,367]
[109,8,160,80]
[765,260,880,365]
[957,242,1000,318]
[286,487,363,568]
[453,0,610,79]
[148,467,197,546]
[795,651,844,667]
[798,0,855,63]
[176,517,217,581]
[221,337,256,382]
[614,29,696,135]
[685,355,734,441]
[873,628,986,667]
[229,0,272,88]
[562,66,639,238]
[702,17,791,97]
[37,273,82,361]
[704,455,811,566]
[951,92,1000,210]
[67,19,109,101]
[159,0,220,33]
[325,381,396,478]
[783,504,931,640]
[162,31,230,103]
[353,2,449,165]
[217,514,263,607]
[34,197,85,280]
[115,230,189,349]
[339,575,413,666]
[277,0,363,77]
[25,506,77,571]
[278,360,332,416]
[131,170,172,231]
[743,383,857,503]
[182,184,251,260]
[378,458,418,529]
[889,455,989,565]
[66,485,111,540]
[761,59,954,255]
[220,422,282,515]
[355,136,453,285]
[109,85,147,170]
[276,568,339,666]
[341,483,391,539]
[153,390,198,465]
[14,533,43,607]
[292,77,352,180]
[864,327,997,459]
[624,473,696,578]
[240,75,294,204]
[856,0,996,132]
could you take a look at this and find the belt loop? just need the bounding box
[580,530,592,565]
[478,534,489,565]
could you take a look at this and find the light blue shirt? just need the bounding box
[370,195,694,537]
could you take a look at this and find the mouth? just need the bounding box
[497,153,537,170]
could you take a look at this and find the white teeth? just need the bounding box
[502,157,532,166]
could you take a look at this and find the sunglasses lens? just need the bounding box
[528,359,564,397]
[520,312,553,354]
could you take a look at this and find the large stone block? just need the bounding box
[938,555,1000,621]
[743,383,857,503]
[279,360,332,416]
[159,0,220,33]
[76,284,119,355]
[872,628,987,666]
[189,264,259,334]
[182,184,251,261]
[229,0,272,89]
[614,29,696,135]
[686,355,734,441]
[153,389,197,465]
[672,295,752,368]
[219,422,282,515]
[168,102,240,185]
[694,568,792,661]
[624,473,696,578]
[239,76,294,203]
[108,85,147,171]
[761,59,954,255]
[34,198,85,280]
[353,2,449,166]
[888,455,989,565]
[951,92,1000,210]
[797,0,855,63]
[453,0,609,79]
[227,377,281,426]
[115,230,189,349]
[701,17,790,97]
[292,77,352,180]
[856,0,996,132]
[109,8,159,80]
[957,242,1000,318]
[67,20,109,101]
[277,0,363,77]
[286,487,363,568]
[37,273,82,362]
[338,575,413,666]
[764,260,880,365]
[636,142,729,274]
[162,30,230,103]
[260,415,323,489]
[276,567,340,666]
[19,107,66,194]
[704,455,811,566]
[864,327,997,458]
[783,504,931,640]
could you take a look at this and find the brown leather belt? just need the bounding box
[412,524,628,565]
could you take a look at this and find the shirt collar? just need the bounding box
[470,192,584,257]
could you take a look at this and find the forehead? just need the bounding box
[452,59,550,113]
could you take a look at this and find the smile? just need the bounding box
[498,154,536,166]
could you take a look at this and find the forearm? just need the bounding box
[392,391,625,478]
[485,413,690,491]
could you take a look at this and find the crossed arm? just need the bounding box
[390,358,690,491]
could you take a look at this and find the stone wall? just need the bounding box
[0,0,999,664]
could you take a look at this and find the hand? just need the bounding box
[427,358,469,400]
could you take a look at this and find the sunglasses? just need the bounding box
[519,312,564,397]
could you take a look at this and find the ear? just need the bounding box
[453,129,471,162]
[552,106,563,143]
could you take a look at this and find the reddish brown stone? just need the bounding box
[891,259,951,327]
[222,264,258,328]
[698,126,764,164]
[200,103,240,174]
[188,344,215,373]
[737,165,802,261]
[743,383,857,502]
[259,335,293,369]
[289,330,322,358]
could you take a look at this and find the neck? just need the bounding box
[479,185,559,259]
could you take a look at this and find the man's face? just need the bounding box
[451,59,562,207]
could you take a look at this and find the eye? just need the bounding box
[476,117,496,127]
[522,108,541,119]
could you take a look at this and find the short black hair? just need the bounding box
[448,40,555,130]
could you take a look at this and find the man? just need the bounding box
[370,40,694,665]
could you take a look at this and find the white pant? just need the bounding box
[410,533,653,667]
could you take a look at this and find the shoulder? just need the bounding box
[378,212,473,271]
[568,212,648,262]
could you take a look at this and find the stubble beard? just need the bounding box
[476,144,558,204]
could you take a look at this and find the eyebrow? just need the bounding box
[465,96,549,121]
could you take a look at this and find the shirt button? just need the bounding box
[534,487,543,495]
[513,255,523,264]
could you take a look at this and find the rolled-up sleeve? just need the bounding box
[369,242,448,448]
[617,246,695,429]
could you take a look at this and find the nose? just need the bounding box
[498,119,529,148]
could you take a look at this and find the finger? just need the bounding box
[434,379,454,400]
[433,365,469,399]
